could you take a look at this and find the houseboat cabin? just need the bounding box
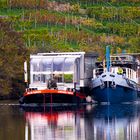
[29,52,98,93]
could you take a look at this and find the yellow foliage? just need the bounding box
[81,19,94,26]
[71,4,80,12]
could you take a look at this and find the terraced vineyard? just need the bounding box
[0,0,140,56]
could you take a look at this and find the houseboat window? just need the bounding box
[33,74,41,83]
[53,58,64,72]
[33,74,51,83]
[64,74,73,83]
[64,58,75,72]
[63,58,75,83]
[41,74,46,83]
[53,74,63,83]
[31,59,41,72]
[41,58,53,72]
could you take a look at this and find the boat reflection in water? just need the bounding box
[24,106,86,140]
[23,104,140,140]
[84,104,140,140]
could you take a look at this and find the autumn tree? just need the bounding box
[0,19,28,98]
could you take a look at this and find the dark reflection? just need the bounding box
[0,105,25,140]
[23,104,140,140]
[1,103,140,140]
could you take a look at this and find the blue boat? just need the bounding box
[91,46,139,103]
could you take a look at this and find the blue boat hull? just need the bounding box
[92,85,137,103]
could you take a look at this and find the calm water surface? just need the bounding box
[0,101,140,140]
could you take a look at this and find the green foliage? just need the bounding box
[128,37,140,52]
[71,4,80,12]
[0,19,28,96]
[0,0,139,53]
[0,0,8,8]
[64,74,73,83]
[87,6,140,22]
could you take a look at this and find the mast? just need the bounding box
[106,46,110,72]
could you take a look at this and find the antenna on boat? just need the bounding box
[24,61,28,88]
[106,46,111,72]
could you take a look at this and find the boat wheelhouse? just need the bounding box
[92,46,139,104]
[93,54,139,84]
[20,52,98,104]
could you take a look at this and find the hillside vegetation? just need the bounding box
[0,0,140,97]
[1,0,140,54]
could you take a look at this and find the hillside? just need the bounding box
[0,0,140,57]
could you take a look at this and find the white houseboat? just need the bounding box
[20,52,98,104]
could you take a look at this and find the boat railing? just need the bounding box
[29,82,76,91]
[93,67,138,83]
[111,60,134,65]
[110,67,138,83]
[93,68,104,79]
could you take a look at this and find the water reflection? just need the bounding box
[0,104,25,140]
[24,106,86,140]
[84,104,140,140]
[23,104,140,140]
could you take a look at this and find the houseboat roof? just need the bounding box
[31,52,98,58]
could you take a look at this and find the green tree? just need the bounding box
[128,37,140,52]
[0,19,28,97]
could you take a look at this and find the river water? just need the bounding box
[0,101,140,140]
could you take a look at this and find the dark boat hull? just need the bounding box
[19,89,86,104]
[92,85,137,104]
[20,94,85,104]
